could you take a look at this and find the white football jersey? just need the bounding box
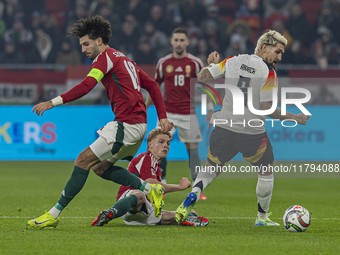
[208,54,278,134]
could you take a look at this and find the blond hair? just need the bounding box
[254,30,287,54]
[147,128,172,149]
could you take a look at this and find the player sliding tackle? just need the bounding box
[92,129,208,227]
[27,15,173,229]
[175,30,310,226]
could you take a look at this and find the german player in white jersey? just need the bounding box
[175,30,310,226]
[145,28,207,199]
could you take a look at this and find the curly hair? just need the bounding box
[68,15,112,44]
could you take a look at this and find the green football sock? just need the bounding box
[110,194,138,218]
[57,166,89,208]
[100,165,144,190]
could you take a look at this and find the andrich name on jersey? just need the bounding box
[240,64,256,74]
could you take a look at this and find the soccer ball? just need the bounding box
[283,205,311,232]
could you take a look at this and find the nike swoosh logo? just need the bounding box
[34,220,49,225]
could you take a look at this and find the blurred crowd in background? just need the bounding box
[0,0,340,69]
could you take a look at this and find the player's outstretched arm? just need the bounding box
[145,94,153,110]
[198,51,220,83]
[139,69,165,114]
[145,82,161,110]
[261,102,310,125]
[199,51,221,125]
[32,100,54,116]
[198,68,214,83]
[145,177,191,194]
[139,68,173,131]
[32,74,99,116]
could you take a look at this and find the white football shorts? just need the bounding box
[157,113,202,143]
[90,121,147,163]
[118,189,161,225]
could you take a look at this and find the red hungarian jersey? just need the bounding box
[155,53,203,115]
[60,48,166,124]
[116,151,162,201]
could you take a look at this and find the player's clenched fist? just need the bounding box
[207,51,220,65]
[32,101,54,116]
[295,113,310,125]
[178,177,191,190]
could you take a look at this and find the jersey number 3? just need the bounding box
[124,60,140,91]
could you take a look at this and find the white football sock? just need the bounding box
[256,174,274,220]
[142,183,151,195]
[192,168,220,201]
[49,206,61,218]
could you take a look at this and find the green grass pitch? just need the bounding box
[0,161,339,255]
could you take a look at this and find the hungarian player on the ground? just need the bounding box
[92,129,208,227]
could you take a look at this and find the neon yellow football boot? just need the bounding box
[254,212,280,226]
[147,184,165,217]
[176,192,198,224]
[27,211,59,229]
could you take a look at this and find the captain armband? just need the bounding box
[87,68,104,82]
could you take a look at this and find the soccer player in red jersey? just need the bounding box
[27,15,173,229]
[92,128,208,227]
[145,28,208,200]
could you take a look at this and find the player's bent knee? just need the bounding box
[92,161,113,176]
[128,190,145,205]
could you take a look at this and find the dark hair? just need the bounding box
[172,27,188,37]
[68,15,112,44]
